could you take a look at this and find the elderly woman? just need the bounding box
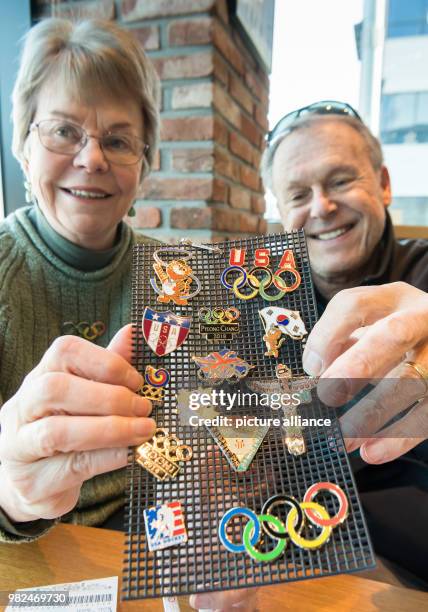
[0,18,255,612]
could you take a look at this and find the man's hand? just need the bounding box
[189,586,258,611]
[303,282,428,463]
[0,325,155,522]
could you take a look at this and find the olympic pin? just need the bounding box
[142,308,191,356]
[198,307,240,341]
[192,348,255,383]
[151,247,201,306]
[143,501,187,551]
[259,307,307,357]
[221,248,301,301]
[136,428,193,481]
[139,365,170,403]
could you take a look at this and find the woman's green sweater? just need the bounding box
[0,206,155,542]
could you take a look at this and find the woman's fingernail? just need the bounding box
[362,442,385,463]
[303,350,323,376]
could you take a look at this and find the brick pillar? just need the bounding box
[33,0,271,242]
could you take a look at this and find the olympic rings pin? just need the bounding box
[61,320,106,342]
[221,247,301,301]
[198,306,241,341]
[138,365,170,403]
[151,247,201,306]
[219,483,349,561]
[136,427,193,481]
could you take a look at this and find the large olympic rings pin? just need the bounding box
[219,483,349,560]
[219,507,287,562]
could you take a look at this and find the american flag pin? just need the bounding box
[144,501,188,552]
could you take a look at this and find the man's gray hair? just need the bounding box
[261,114,384,192]
[12,17,160,181]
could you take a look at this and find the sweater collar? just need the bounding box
[27,205,123,272]
[15,206,134,281]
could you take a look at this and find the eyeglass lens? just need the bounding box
[36,119,146,165]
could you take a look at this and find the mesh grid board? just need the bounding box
[122,231,375,600]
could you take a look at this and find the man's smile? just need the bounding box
[309,223,355,241]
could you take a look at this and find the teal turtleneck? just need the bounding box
[27,204,123,272]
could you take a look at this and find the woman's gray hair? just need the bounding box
[12,17,160,180]
[261,114,384,192]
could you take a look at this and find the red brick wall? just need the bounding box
[33,0,270,241]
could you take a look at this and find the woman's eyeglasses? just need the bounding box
[267,101,363,147]
[29,119,149,166]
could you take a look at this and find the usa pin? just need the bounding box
[143,501,188,551]
[142,308,191,357]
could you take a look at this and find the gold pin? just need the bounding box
[150,247,201,306]
[198,307,241,342]
[139,365,170,404]
[136,428,192,481]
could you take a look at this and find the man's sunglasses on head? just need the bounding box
[267,100,363,147]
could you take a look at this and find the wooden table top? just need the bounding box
[1,523,427,611]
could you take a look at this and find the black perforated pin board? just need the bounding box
[122,231,375,601]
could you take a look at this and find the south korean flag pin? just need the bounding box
[144,501,188,552]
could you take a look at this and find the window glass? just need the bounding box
[387,0,428,37]
[381,93,428,143]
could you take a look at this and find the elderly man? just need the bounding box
[261,100,428,588]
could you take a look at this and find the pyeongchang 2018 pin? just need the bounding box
[198,306,241,342]
[142,307,191,356]
[143,501,188,551]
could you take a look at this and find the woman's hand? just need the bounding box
[303,282,428,463]
[0,325,155,522]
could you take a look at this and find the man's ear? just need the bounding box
[380,165,392,208]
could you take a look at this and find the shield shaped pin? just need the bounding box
[142,308,192,356]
